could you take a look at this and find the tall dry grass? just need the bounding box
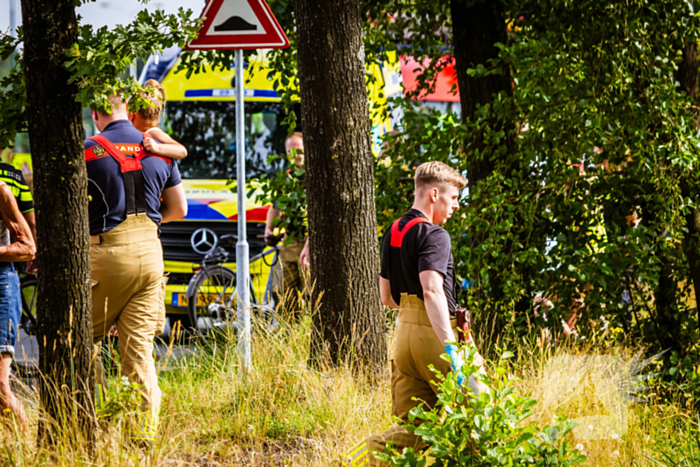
[0,297,696,466]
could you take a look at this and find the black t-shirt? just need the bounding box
[380,209,458,315]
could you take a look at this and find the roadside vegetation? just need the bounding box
[2,1,700,465]
[0,296,698,466]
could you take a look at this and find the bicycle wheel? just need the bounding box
[20,275,38,336]
[188,266,259,334]
[253,250,288,334]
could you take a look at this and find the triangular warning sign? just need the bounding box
[186,0,290,50]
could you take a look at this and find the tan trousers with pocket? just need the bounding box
[278,236,307,310]
[91,214,167,440]
[343,294,482,466]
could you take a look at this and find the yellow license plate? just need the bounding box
[172,292,233,308]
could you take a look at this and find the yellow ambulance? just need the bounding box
[140,48,397,330]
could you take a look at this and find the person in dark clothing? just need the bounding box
[264,132,308,311]
[342,161,488,467]
[86,92,187,441]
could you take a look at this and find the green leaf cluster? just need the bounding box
[0,2,205,146]
[0,34,26,149]
[373,0,700,377]
[66,7,203,113]
[377,347,586,466]
[253,154,308,243]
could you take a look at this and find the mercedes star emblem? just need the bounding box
[191,228,218,255]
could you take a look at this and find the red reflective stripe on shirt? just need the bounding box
[390,217,431,248]
[84,147,103,163]
[88,135,142,173]
[112,143,146,155]
[85,143,171,167]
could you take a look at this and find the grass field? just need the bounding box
[0,304,697,466]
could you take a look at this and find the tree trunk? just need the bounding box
[678,41,700,327]
[450,0,513,187]
[450,0,517,339]
[20,0,94,440]
[295,0,386,371]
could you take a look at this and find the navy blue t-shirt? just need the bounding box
[84,120,182,236]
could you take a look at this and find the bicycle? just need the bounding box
[19,273,38,336]
[186,233,285,336]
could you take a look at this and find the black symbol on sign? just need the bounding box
[215,16,258,31]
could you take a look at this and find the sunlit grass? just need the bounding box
[0,298,696,466]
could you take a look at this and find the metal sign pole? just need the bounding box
[235,49,252,370]
[9,0,18,66]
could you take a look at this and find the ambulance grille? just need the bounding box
[160,221,267,263]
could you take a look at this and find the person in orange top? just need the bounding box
[128,79,187,160]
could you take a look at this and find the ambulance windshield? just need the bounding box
[163,101,288,180]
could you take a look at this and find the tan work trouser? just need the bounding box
[277,236,307,311]
[343,294,483,467]
[91,214,167,441]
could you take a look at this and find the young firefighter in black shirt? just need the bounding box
[342,161,489,467]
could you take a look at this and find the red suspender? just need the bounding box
[87,135,142,173]
[390,217,431,248]
[86,135,148,216]
[84,135,173,167]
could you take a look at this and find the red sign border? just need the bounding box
[186,0,290,50]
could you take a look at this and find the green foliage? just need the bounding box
[374,99,466,234]
[259,0,300,130]
[0,1,205,148]
[646,414,700,466]
[378,347,586,466]
[373,0,700,370]
[364,0,453,97]
[95,376,143,421]
[0,34,26,148]
[66,7,203,113]
[253,156,308,242]
[467,0,700,355]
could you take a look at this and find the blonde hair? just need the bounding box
[415,161,467,190]
[137,79,166,127]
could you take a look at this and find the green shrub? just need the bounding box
[646,414,700,467]
[95,376,143,422]
[378,347,587,466]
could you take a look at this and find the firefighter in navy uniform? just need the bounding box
[85,93,187,441]
[342,161,489,467]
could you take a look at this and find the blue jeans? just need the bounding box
[0,263,20,356]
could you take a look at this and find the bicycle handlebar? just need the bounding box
[200,242,279,269]
[264,233,284,247]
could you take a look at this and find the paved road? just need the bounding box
[13,317,194,377]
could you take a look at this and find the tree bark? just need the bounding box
[678,41,700,328]
[450,0,517,338]
[20,0,94,439]
[295,0,386,371]
[451,0,513,187]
